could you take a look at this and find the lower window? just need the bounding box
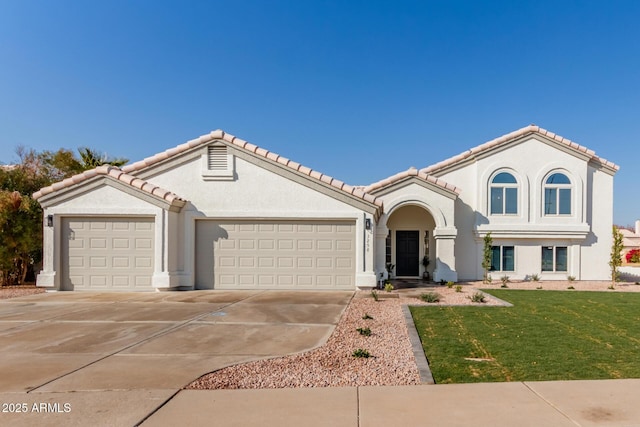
[490,246,514,271]
[541,246,568,272]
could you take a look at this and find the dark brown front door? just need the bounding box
[396,230,419,276]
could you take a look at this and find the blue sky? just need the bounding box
[1,0,638,225]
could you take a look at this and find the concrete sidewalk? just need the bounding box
[139,379,640,427]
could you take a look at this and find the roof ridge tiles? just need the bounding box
[33,166,186,207]
[420,124,619,174]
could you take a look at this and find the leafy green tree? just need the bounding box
[77,147,128,169]
[609,226,624,287]
[0,146,128,286]
[0,191,42,286]
[482,232,493,284]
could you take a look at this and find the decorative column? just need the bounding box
[433,226,458,282]
[374,220,389,283]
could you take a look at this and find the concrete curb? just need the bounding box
[402,305,435,384]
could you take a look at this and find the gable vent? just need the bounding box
[208,145,228,170]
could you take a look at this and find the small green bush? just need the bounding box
[420,292,441,303]
[455,285,462,293]
[567,286,575,290]
[530,274,540,282]
[446,281,454,289]
[371,290,379,301]
[356,327,372,336]
[469,291,486,303]
[567,275,576,282]
[352,348,372,358]
[384,283,394,292]
[608,285,615,290]
[362,313,373,320]
[500,275,510,286]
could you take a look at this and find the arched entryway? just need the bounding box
[385,204,436,279]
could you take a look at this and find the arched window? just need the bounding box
[544,173,571,215]
[490,172,518,215]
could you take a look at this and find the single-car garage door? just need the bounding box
[61,217,155,290]
[195,220,356,290]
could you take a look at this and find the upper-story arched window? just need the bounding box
[544,173,571,215]
[490,172,518,215]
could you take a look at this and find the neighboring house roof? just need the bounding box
[33,165,187,209]
[120,129,383,209]
[621,229,640,249]
[363,167,461,195]
[421,125,620,175]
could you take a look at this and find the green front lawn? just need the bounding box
[410,290,640,384]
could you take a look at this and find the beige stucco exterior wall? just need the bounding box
[135,150,377,289]
[435,135,613,281]
[37,184,171,290]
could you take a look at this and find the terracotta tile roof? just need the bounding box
[421,125,620,175]
[33,165,187,208]
[363,167,461,195]
[122,130,383,208]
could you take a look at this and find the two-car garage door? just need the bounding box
[195,220,356,290]
[61,217,154,291]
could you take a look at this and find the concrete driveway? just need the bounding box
[0,290,351,426]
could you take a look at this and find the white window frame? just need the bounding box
[541,246,568,272]
[489,171,518,216]
[490,245,515,272]
[543,173,572,216]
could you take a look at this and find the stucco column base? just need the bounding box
[152,272,191,290]
[356,272,377,290]
[35,271,56,289]
[433,227,458,283]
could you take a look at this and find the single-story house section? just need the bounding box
[34,125,619,291]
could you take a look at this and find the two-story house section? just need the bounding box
[417,125,618,281]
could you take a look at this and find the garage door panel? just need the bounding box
[62,217,154,291]
[196,220,355,290]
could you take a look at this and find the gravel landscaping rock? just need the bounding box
[188,280,640,390]
[0,286,45,299]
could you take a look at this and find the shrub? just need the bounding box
[352,348,371,358]
[469,291,486,303]
[371,290,379,301]
[446,281,454,289]
[530,274,540,282]
[356,327,372,336]
[455,285,462,293]
[536,286,543,290]
[500,275,510,287]
[626,249,640,263]
[567,275,576,282]
[362,313,373,320]
[384,283,394,292]
[567,286,575,290]
[420,292,441,303]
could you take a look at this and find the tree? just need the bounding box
[482,232,493,284]
[0,191,42,286]
[77,147,128,169]
[609,226,624,288]
[0,146,128,286]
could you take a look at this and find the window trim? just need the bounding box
[489,171,518,216]
[543,172,572,216]
[490,245,515,272]
[541,246,568,272]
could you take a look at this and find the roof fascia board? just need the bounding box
[38,176,179,212]
[428,132,594,177]
[369,176,459,200]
